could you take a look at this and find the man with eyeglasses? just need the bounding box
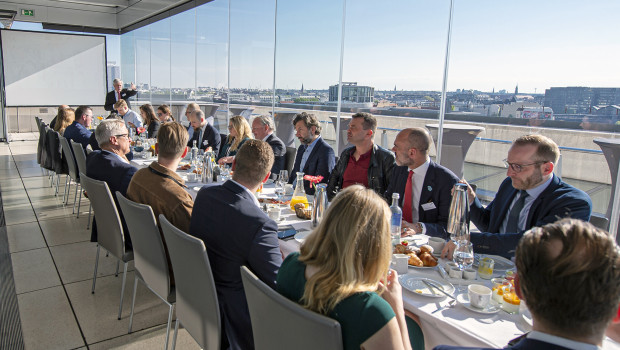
[186,109,221,155]
[441,134,592,259]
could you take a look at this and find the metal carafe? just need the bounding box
[447,183,470,242]
[202,151,214,183]
[312,184,328,227]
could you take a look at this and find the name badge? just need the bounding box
[421,202,436,211]
[203,140,208,146]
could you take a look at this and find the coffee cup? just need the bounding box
[187,173,197,182]
[391,254,409,275]
[427,237,445,253]
[267,207,281,221]
[468,284,492,309]
[284,184,294,195]
[463,268,477,280]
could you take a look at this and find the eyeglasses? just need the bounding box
[114,134,129,139]
[503,159,547,173]
[156,113,164,117]
[227,125,234,130]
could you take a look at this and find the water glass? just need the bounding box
[454,240,474,271]
[278,170,289,184]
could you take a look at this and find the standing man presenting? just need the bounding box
[251,115,286,176]
[326,112,395,201]
[442,134,592,259]
[385,128,459,239]
[288,112,335,195]
[105,79,137,112]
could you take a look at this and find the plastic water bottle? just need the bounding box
[191,140,198,166]
[390,193,402,246]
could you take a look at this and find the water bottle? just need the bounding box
[312,184,328,227]
[447,183,470,242]
[390,193,402,246]
[190,140,198,166]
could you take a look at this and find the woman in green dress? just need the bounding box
[217,115,252,165]
[277,185,416,350]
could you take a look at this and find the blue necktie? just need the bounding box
[505,190,528,233]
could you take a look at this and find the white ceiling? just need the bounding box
[0,0,202,33]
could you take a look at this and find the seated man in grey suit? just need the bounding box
[252,115,286,176]
[435,218,620,350]
[189,139,282,350]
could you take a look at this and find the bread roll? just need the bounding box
[420,244,434,254]
[408,253,423,267]
[419,252,438,267]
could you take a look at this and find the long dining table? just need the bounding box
[130,156,619,350]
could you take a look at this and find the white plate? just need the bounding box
[473,254,515,272]
[521,306,532,326]
[408,264,437,269]
[399,276,455,298]
[456,294,501,314]
[294,230,312,243]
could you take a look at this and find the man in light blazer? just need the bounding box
[288,112,335,195]
[189,139,282,350]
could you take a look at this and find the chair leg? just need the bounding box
[164,303,174,350]
[115,261,120,276]
[91,244,100,294]
[128,276,139,333]
[76,184,82,218]
[63,175,70,204]
[171,319,179,350]
[72,182,79,214]
[117,262,128,320]
[55,174,60,196]
[86,204,92,229]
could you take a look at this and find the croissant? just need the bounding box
[408,253,423,267]
[394,244,408,254]
[419,252,438,267]
[419,244,434,255]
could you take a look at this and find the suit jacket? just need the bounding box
[384,161,459,239]
[64,121,92,149]
[217,137,249,162]
[147,121,160,139]
[433,337,575,350]
[187,123,222,155]
[105,89,138,111]
[86,150,138,248]
[470,174,592,258]
[288,137,336,195]
[265,133,286,176]
[189,180,282,350]
[89,133,134,161]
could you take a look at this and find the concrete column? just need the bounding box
[329,115,353,156]
[273,111,298,147]
[593,138,620,237]
[229,107,255,121]
[426,123,485,178]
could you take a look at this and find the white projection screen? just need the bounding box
[0,30,106,106]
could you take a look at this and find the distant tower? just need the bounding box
[492,87,495,94]
[515,84,519,94]
[301,83,304,93]
[394,85,397,91]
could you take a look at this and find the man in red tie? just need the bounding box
[384,127,459,239]
[105,79,137,112]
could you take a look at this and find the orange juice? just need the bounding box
[290,196,309,211]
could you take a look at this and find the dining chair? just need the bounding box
[59,135,80,209]
[590,212,609,231]
[116,193,175,350]
[284,146,296,176]
[70,140,91,224]
[47,129,67,196]
[159,215,220,350]
[240,266,343,350]
[80,173,134,320]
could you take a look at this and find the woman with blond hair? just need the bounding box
[139,104,160,138]
[53,107,75,135]
[277,185,416,350]
[217,115,252,165]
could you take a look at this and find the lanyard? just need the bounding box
[148,165,187,189]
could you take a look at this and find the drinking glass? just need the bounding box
[454,240,474,291]
[278,170,289,184]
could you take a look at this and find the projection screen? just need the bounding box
[0,29,106,107]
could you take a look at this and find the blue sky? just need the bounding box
[11,0,620,93]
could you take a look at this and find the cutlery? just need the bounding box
[424,280,457,301]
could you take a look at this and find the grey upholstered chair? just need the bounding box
[59,135,80,210]
[240,266,343,350]
[70,140,92,226]
[590,212,609,231]
[159,215,220,350]
[116,193,175,350]
[79,173,134,320]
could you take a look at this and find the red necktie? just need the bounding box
[118,91,121,101]
[402,170,413,223]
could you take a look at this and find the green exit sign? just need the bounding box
[21,9,34,17]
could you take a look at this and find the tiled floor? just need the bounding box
[1,139,201,350]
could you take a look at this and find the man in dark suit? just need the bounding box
[187,109,221,156]
[64,105,93,149]
[105,79,137,112]
[385,128,459,239]
[86,119,138,248]
[190,139,282,350]
[288,112,335,195]
[251,115,286,176]
[442,134,592,259]
[434,218,620,350]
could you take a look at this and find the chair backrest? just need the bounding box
[36,119,45,165]
[285,146,296,176]
[116,193,172,298]
[70,140,88,179]
[39,124,51,170]
[590,212,609,231]
[159,215,220,349]
[240,266,343,350]
[47,130,68,175]
[80,173,127,260]
[59,135,79,181]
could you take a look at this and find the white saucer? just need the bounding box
[456,294,500,314]
[294,230,312,243]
